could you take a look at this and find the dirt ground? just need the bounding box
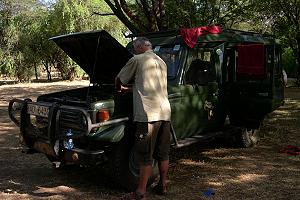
[0,81,299,200]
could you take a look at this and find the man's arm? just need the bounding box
[115,77,131,93]
[115,77,122,92]
[115,57,137,93]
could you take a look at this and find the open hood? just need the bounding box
[50,30,133,84]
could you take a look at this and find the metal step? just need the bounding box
[172,131,224,148]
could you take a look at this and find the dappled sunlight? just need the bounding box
[0,146,22,150]
[205,173,269,191]
[33,185,78,195]
[0,122,17,131]
[210,155,248,161]
[207,181,224,187]
[268,116,298,121]
[0,81,124,200]
[0,80,89,103]
[273,109,292,115]
[0,103,8,107]
[285,98,300,105]
[235,173,268,183]
[7,179,21,186]
[0,193,31,199]
[0,83,299,199]
[201,148,237,156]
[179,159,206,166]
[283,165,300,172]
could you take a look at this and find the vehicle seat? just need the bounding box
[186,59,210,85]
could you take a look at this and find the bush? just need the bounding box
[282,47,297,78]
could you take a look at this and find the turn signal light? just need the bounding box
[97,110,110,122]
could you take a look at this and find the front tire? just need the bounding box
[108,136,158,191]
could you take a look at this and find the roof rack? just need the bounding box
[126,29,179,39]
[126,27,274,40]
[224,29,274,38]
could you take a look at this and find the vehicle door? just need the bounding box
[174,44,222,139]
[153,44,185,138]
[229,43,284,128]
[204,43,227,131]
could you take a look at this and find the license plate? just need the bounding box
[27,104,49,117]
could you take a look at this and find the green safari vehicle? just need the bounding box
[8,26,284,190]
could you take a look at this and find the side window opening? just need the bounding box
[224,48,236,82]
[186,59,211,85]
[185,48,215,85]
[154,45,182,80]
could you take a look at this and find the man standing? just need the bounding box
[115,37,171,200]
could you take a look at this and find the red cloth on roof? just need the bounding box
[179,25,222,48]
[237,44,265,78]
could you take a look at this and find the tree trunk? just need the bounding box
[42,61,51,81]
[104,0,141,33]
[158,0,167,30]
[296,36,300,86]
[34,65,38,80]
[68,67,75,81]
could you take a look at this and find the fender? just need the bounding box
[91,124,126,142]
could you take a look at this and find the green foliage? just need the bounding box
[0,0,298,82]
[250,0,300,81]
[104,0,255,31]
[0,0,128,81]
[46,0,128,79]
[165,0,194,28]
[0,54,15,77]
[282,48,297,77]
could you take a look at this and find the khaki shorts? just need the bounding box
[133,121,171,165]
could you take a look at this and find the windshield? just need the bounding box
[154,45,182,80]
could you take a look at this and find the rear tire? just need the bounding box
[236,128,259,148]
[108,136,159,191]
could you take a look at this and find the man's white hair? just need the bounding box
[133,37,152,49]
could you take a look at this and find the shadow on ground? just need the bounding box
[0,82,300,199]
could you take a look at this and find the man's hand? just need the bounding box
[119,85,132,93]
[115,77,132,93]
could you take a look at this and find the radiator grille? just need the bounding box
[58,109,88,137]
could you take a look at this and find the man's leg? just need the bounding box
[135,122,160,195]
[153,121,170,194]
[158,159,169,188]
[136,164,152,195]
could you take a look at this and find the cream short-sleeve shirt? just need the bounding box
[117,50,171,122]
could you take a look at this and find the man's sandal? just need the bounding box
[120,191,146,200]
[153,182,167,195]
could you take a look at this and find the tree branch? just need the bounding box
[158,0,167,30]
[119,0,149,32]
[103,0,140,33]
[92,12,115,16]
[276,0,298,26]
[138,0,157,31]
[151,0,160,25]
